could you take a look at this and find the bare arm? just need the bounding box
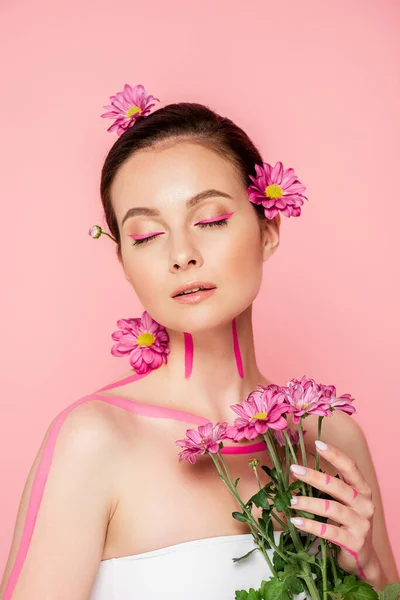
[304,409,399,585]
[0,401,119,599]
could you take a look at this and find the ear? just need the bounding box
[261,213,280,261]
[116,247,131,282]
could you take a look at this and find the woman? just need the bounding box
[1,84,398,599]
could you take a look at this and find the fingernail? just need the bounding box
[290,496,298,505]
[315,440,328,451]
[290,517,304,526]
[290,464,307,475]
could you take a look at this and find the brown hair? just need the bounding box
[100,102,267,257]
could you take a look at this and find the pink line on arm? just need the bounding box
[330,541,367,580]
[232,318,244,378]
[184,332,194,379]
[2,396,93,599]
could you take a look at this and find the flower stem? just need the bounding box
[298,420,312,496]
[263,430,285,489]
[328,542,339,585]
[210,453,280,575]
[101,231,117,242]
[283,430,298,463]
[321,539,328,600]
[252,466,262,490]
[315,417,323,472]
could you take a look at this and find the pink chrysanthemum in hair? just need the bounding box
[319,384,356,415]
[247,161,307,219]
[110,311,169,375]
[101,84,160,136]
[176,422,229,464]
[283,376,331,424]
[226,385,290,442]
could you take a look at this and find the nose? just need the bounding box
[169,236,203,273]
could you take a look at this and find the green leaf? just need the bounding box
[232,547,259,562]
[262,576,290,600]
[251,488,272,509]
[286,549,317,564]
[273,552,286,572]
[288,480,303,492]
[334,575,379,600]
[262,507,272,521]
[274,491,292,512]
[295,509,316,520]
[378,583,400,600]
[232,511,249,523]
[261,465,280,482]
[235,591,251,600]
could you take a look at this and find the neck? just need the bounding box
[162,305,271,423]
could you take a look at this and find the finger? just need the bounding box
[290,463,356,507]
[289,516,368,580]
[313,440,372,499]
[290,495,364,530]
[289,515,349,545]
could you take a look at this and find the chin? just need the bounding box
[151,293,257,334]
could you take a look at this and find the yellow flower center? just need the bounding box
[265,184,283,199]
[137,332,155,347]
[126,105,142,119]
[295,403,307,410]
[252,411,268,420]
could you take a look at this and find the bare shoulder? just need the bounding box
[299,409,369,459]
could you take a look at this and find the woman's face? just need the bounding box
[111,141,280,332]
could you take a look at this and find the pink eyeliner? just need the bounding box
[129,232,164,240]
[196,211,235,225]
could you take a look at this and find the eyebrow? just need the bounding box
[121,189,234,227]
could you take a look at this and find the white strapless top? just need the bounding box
[89,531,311,600]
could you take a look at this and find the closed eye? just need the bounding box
[195,212,235,228]
[129,233,164,246]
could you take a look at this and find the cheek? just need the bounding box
[218,224,263,276]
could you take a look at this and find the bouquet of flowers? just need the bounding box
[176,376,400,600]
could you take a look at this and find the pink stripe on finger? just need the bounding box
[320,523,327,535]
[325,500,330,512]
[325,474,331,484]
[352,487,358,499]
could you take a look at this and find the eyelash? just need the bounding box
[131,218,229,246]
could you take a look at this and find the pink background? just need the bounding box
[0,0,399,573]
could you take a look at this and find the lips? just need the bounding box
[171,281,217,298]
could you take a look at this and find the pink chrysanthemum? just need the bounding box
[247,161,307,219]
[226,385,290,442]
[110,311,169,375]
[283,376,331,424]
[319,384,356,415]
[176,422,229,464]
[101,84,160,136]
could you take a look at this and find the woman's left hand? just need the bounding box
[288,439,378,580]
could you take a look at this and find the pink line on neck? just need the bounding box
[232,318,244,378]
[184,332,194,379]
